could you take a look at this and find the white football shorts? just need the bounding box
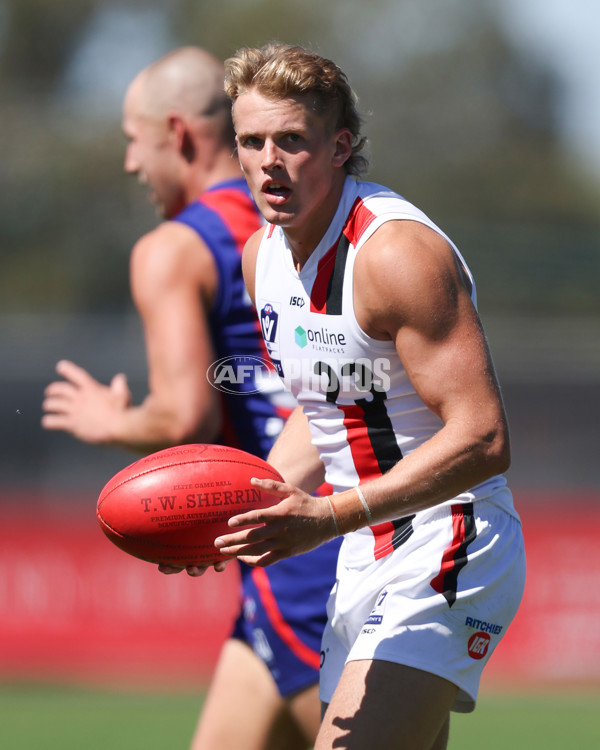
[319,499,526,712]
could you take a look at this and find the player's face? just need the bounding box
[233,89,352,249]
[122,88,182,219]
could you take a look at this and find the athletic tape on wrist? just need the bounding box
[355,486,373,526]
[326,496,340,536]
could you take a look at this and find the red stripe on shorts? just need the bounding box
[250,567,321,670]
[430,503,476,607]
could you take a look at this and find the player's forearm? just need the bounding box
[267,405,325,493]
[107,397,222,454]
[326,417,510,534]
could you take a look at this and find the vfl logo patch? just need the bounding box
[467,632,491,660]
[260,303,279,343]
[259,301,283,376]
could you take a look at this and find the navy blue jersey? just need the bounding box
[175,179,285,459]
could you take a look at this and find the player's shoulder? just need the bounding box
[354,211,466,335]
[130,220,217,300]
[241,225,269,271]
[359,217,454,281]
[132,220,214,273]
[132,219,208,258]
[245,224,268,252]
[240,225,268,303]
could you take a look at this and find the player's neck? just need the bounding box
[285,180,345,271]
[187,157,243,199]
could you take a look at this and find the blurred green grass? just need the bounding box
[449,690,600,749]
[1,683,599,749]
[0,683,201,750]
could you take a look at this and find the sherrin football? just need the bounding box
[96,444,283,566]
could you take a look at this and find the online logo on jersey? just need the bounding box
[294,324,346,354]
[258,301,392,397]
[207,355,278,395]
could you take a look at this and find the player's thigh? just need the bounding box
[190,638,310,750]
[286,682,322,746]
[316,659,457,750]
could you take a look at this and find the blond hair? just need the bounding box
[225,42,368,176]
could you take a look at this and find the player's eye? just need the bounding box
[239,136,262,149]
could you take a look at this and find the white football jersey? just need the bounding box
[255,177,518,565]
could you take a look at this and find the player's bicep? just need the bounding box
[362,222,505,428]
[396,295,501,426]
[130,228,219,419]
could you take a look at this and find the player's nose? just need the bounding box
[124,144,139,174]
[262,141,282,171]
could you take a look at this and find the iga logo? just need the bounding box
[467,632,491,660]
[207,355,272,395]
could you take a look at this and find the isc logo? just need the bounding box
[467,632,491,660]
[289,296,305,307]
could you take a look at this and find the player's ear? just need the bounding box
[332,128,353,168]
[168,114,195,162]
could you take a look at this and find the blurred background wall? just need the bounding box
[0,0,599,687]
[1,0,599,500]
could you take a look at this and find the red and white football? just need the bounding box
[96,444,283,566]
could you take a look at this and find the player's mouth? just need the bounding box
[137,173,156,201]
[263,181,291,205]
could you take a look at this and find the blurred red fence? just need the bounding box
[1,492,599,689]
[0,500,239,688]
[483,491,600,690]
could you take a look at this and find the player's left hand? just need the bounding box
[158,560,230,577]
[214,477,337,566]
[41,359,132,443]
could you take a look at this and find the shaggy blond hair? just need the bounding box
[224,42,368,176]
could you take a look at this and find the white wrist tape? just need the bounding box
[355,486,373,526]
